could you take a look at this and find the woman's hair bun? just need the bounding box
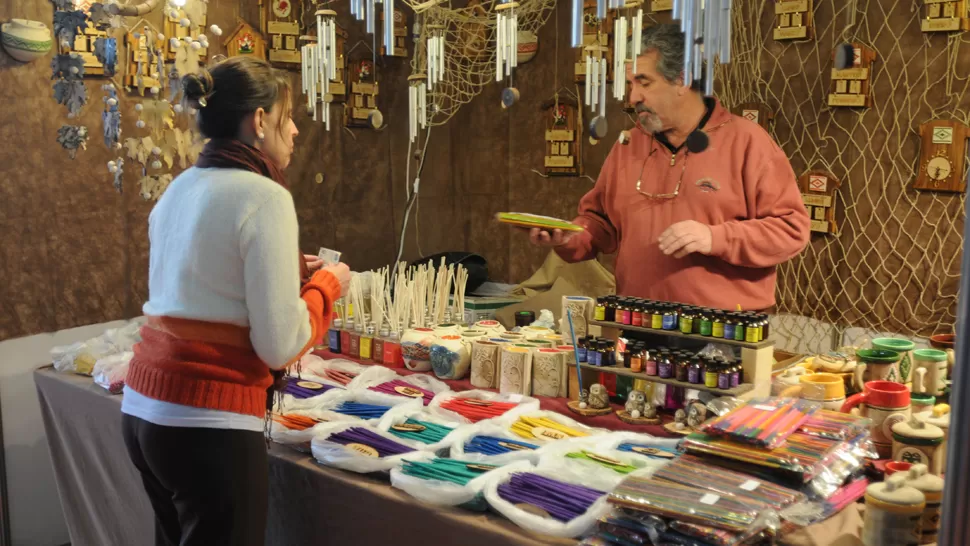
[181,69,214,109]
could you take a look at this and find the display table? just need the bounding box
[33,367,573,546]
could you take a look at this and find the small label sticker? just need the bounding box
[296,380,324,390]
[700,493,720,505]
[740,480,761,491]
[394,386,425,398]
[753,404,778,411]
[532,426,569,441]
[742,109,760,123]
[808,175,828,192]
[933,127,954,144]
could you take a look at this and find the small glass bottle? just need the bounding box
[661,305,677,331]
[699,310,713,337]
[594,297,607,321]
[651,302,664,329]
[704,358,719,388]
[383,331,403,368]
[590,341,602,366]
[645,349,658,376]
[604,296,617,322]
[712,312,725,338]
[730,363,741,388]
[576,336,588,363]
[630,349,644,373]
[631,301,643,327]
[675,354,690,382]
[679,307,694,334]
[658,350,673,378]
[723,314,736,341]
[761,314,771,340]
[744,314,758,343]
[373,324,387,364]
[692,307,703,334]
[359,324,374,360]
[688,357,703,384]
[328,317,343,354]
[620,300,633,325]
[340,318,353,357]
[733,313,746,341]
[622,344,633,368]
[718,361,732,390]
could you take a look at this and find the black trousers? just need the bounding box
[122,414,269,546]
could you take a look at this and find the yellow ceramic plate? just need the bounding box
[495,212,585,232]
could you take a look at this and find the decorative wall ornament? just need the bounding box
[1,19,53,63]
[773,0,814,41]
[827,43,876,108]
[101,83,122,147]
[53,10,88,49]
[52,53,88,117]
[541,96,582,176]
[914,120,970,193]
[731,102,774,132]
[57,125,89,159]
[799,170,841,235]
[91,35,117,75]
[264,0,302,67]
[224,19,266,59]
[920,0,969,32]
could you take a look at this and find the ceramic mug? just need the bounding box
[841,380,911,458]
[929,333,955,378]
[853,349,902,390]
[798,373,847,410]
[913,349,948,396]
[872,338,916,387]
[910,393,936,415]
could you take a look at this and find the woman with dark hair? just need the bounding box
[120,56,350,546]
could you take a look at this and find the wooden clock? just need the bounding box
[575,1,615,83]
[914,120,970,193]
[799,170,840,235]
[732,102,774,132]
[773,0,814,41]
[827,43,876,108]
[541,97,582,176]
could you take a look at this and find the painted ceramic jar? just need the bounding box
[919,404,950,472]
[853,348,903,389]
[841,380,911,459]
[872,338,916,387]
[892,416,944,476]
[913,349,948,397]
[905,464,944,545]
[401,327,436,372]
[910,393,936,415]
[863,474,925,546]
[473,319,505,335]
[1,19,52,63]
[430,334,471,380]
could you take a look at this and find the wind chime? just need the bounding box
[612,1,642,102]
[302,9,338,130]
[495,0,520,108]
[584,45,607,140]
[426,24,445,91]
[408,74,427,142]
[349,0,395,56]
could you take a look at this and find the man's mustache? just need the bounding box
[635,103,653,115]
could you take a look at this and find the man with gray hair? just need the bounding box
[528,23,809,311]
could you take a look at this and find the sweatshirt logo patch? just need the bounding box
[695,178,720,193]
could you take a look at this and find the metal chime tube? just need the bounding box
[437,32,444,80]
[692,0,703,83]
[495,11,504,81]
[598,57,607,117]
[632,8,642,73]
[419,83,427,128]
[511,9,518,70]
[719,0,731,62]
[367,0,376,34]
[585,55,593,105]
[703,0,716,96]
[384,0,395,56]
[409,84,416,141]
[589,58,598,110]
[680,0,693,86]
[596,0,606,20]
[570,0,583,47]
[428,36,435,89]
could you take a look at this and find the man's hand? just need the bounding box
[527,227,574,247]
[304,254,324,272]
[658,220,713,258]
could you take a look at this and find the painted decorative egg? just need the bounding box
[516,30,538,64]
[1,19,52,63]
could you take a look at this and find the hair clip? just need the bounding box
[198,97,207,107]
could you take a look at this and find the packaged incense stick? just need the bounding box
[798,409,871,441]
[652,454,806,510]
[700,397,821,449]
[503,410,608,444]
[376,405,465,452]
[391,458,532,511]
[352,365,451,406]
[317,390,424,422]
[311,422,436,473]
[537,435,672,492]
[448,421,544,465]
[297,353,365,387]
[428,389,540,425]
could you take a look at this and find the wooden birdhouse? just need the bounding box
[224,20,266,60]
[164,8,208,61]
[732,102,774,132]
[380,8,408,57]
[73,26,109,76]
[828,43,876,108]
[541,97,582,177]
[799,170,841,235]
[264,0,302,67]
[344,57,379,128]
[575,0,614,83]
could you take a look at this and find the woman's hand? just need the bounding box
[323,262,352,298]
[304,254,324,272]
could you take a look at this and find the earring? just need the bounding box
[257,132,265,140]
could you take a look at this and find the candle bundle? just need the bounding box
[439,398,519,422]
[798,409,870,441]
[368,379,435,405]
[333,401,393,419]
[271,413,325,431]
[400,458,496,486]
[284,377,339,399]
[509,415,589,441]
[609,475,761,533]
[617,443,679,460]
[701,398,820,449]
[464,435,538,456]
[497,473,605,523]
[388,419,454,445]
[681,432,839,479]
[653,454,806,510]
[565,451,638,475]
[320,368,357,386]
[327,427,415,457]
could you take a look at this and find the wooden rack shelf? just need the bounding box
[588,320,775,350]
[578,362,755,397]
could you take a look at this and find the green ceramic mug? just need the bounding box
[872,338,916,386]
[853,349,902,391]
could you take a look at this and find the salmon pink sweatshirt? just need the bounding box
[556,99,810,310]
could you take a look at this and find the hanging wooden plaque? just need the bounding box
[732,102,774,132]
[798,170,841,235]
[380,8,408,57]
[344,57,379,128]
[651,0,673,11]
[913,120,970,193]
[921,0,970,32]
[575,1,615,83]
[773,0,814,41]
[541,97,582,176]
[264,0,302,67]
[827,44,876,108]
[124,27,163,93]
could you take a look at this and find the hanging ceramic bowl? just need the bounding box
[1,19,52,63]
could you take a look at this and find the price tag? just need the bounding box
[699,493,720,505]
[585,451,623,466]
[394,385,425,398]
[346,443,379,457]
[630,446,676,459]
[740,480,761,491]
[498,441,535,451]
[391,423,426,432]
[531,426,568,441]
[296,380,324,390]
[464,398,493,406]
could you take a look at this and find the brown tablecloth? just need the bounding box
[33,367,573,546]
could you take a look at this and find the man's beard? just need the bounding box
[636,105,663,132]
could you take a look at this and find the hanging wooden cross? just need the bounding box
[914,120,970,193]
[575,0,614,84]
[799,170,841,235]
[542,97,582,177]
[264,0,303,68]
[828,43,876,108]
[921,0,969,32]
[773,0,814,40]
[732,102,774,132]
